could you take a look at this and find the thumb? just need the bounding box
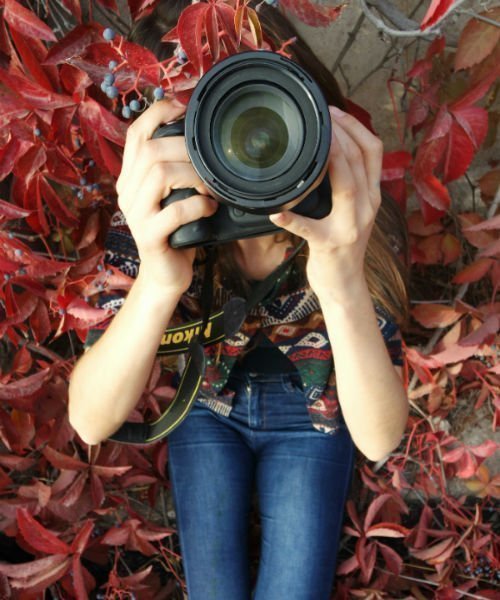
[269,211,313,241]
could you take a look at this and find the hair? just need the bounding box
[128,0,410,328]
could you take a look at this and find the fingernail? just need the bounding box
[269,213,284,224]
[330,106,347,118]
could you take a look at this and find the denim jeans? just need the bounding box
[167,368,355,600]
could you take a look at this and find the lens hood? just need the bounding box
[185,51,331,215]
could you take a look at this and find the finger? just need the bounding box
[327,131,358,232]
[152,194,218,240]
[331,122,371,220]
[269,210,323,245]
[118,100,187,194]
[329,106,383,195]
[122,162,210,218]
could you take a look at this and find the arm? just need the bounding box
[270,106,408,462]
[69,99,217,445]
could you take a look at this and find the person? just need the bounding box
[68,2,410,598]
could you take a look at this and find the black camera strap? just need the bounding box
[108,240,306,445]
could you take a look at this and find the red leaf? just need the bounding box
[464,213,500,231]
[414,173,450,218]
[38,175,79,227]
[420,0,454,31]
[101,525,130,546]
[177,2,209,75]
[469,439,498,458]
[4,0,57,42]
[442,445,465,463]
[366,523,409,538]
[9,27,54,91]
[206,4,220,62]
[71,555,88,600]
[42,445,88,471]
[412,304,462,328]
[0,368,51,401]
[459,315,499,346]
[336,553,359,575]
[16,508,70,555]
[363,493,393,530]
[356,538,377,583]
[281,0,346,27]
[59,472,88,508]
[0,554,67,578]
[90,472,105,508]
[0,198,32,220]
[456,452,477,479]
[70,520,94,555]
[454,8,500,70]
[78,98,127,147]
[377,541,403,574]
[44,24,100,65]
[0,70,74,110]
[9,556,70,593]
[411,537,456,563]
[453,258,493,284]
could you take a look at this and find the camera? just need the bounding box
[153,51,332,249]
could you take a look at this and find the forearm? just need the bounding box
[68,270,182,445]
[315,276,409,462]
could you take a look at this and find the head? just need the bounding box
[128,1,409,327]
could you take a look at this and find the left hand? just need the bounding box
[269,105,383,299]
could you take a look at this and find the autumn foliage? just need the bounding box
[0,0,499,598]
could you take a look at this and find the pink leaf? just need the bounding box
[420,0,455,31]
[4,0,57,42]
[17,508,70,555]
[365,523,409,538]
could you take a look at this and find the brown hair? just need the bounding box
[128,1,409,327]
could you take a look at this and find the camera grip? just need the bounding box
[160,189,213,249]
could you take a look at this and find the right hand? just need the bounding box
[115,99,218,296]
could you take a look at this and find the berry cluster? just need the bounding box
[462,555,499,581]
[100,27,166,120]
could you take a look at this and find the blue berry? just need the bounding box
[77,190,84,200]
[91,183,100,191]
[34,128,41,137]
[75,138,81,147]
[88,160,95,167]
[108,60,118,70]
[122,105,132,119]
[129,99,141,112]
[86,185,92,192]
[106,86,119,99]
[175,46,187,63]
[153,87,165,100]
[59,308,66,315]
[103,28,115,41]
[3,273,10,281]
[264,0,279,5]
[100,81,110,93]
[8,232,14,239]
[80,177,87,186]
[18,268,26,276]
[97,264,104,272]
[14,249,22,257]
[106,269,112,276]
[104,72,115,85]
[474,567,483,575]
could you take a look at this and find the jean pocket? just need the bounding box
[281,374,304,394]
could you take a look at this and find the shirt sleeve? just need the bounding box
[83,209,140,351]
[374,304,404,367]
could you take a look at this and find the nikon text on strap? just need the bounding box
[108,241,305,445]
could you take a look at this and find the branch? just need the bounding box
[359,0,471,38]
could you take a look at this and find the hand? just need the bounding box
[115,99,218,295]
[269,106,383,301]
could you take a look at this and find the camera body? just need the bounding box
[153,51,332,249]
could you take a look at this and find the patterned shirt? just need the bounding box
[86,210,403,435]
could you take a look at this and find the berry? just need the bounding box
[103,28,115,41]
[153,87,165,100]
[129,99,141,112]
[122,105,132,119]
[34,128,41,137]
[175,46,187,63]
[104,72,115,85]
[86,185,92,192]
[14,249,22,257]
[100,81,110,93]
[106,85,119,99]
[18,268,26,276]
[108,60,118,70]
[77,190,84,200]
[264,0,279,5]
[91,183,100,191]
[106,269,113,276]
[97,264,104,272]
[88,159,95,167]
[3,274,10,281]
[80,177,87,186]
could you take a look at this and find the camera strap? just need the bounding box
[108,240,306,445]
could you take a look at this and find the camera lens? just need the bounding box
[213,89,303,179]
[186,51,331,214]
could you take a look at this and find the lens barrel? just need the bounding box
[185,51,331,215]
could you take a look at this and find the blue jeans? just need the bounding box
[167,369,355,600]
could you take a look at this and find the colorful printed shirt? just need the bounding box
[86,210,403,435]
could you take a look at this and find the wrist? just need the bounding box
[135,268,185,306]
[311,270,370,310]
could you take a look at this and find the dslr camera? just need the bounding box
[153,50,332,249]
